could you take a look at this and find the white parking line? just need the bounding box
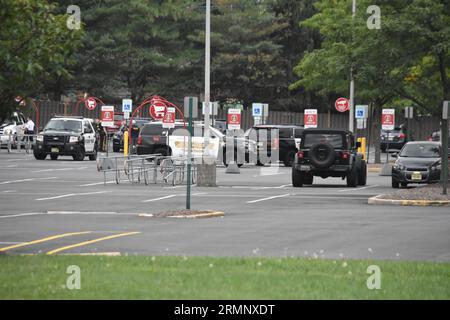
[0,177,57,185]
[33,167,87,173]
[1,190,16,193]
[35,191,110,201]
[338,185,379,192]
[78,181,115,187]
[142,195,178,203]
[0,212,45,219]
[246,194,290,204]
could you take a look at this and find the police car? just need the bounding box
[34,116,98,161]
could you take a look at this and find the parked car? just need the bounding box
[34,116,98,161]
[292,129,367,187]
[427,128,450,145]
[245,124,304,167]
[0,111,26,148]
[380,124,407,152]
[112,118,152,152]
[391,141,444,188]
[213,119,227,134]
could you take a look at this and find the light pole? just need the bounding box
[204,0,211,145]
[349,0,356,133]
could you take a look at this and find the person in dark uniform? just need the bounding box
[94,119,107,152]
[131,120,140,152]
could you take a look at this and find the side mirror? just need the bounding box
[391,153,398,158]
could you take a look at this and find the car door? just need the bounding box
[83,120,95,152]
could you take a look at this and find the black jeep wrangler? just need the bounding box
[292,129,367,187]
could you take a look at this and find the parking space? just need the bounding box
[0,152,449,261]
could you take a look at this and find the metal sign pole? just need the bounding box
[186,97,193,209]
[442,101,449,195]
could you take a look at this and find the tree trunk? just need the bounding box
[371,102,382,164]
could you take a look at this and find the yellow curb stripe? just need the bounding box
[0,231,92,252]
[46,232,140,255]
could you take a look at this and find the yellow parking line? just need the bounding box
[0,231,92,252]
[46,232,141,255]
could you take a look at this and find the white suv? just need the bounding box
[0,111,26,148]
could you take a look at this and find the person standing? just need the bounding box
[24,116,35,141]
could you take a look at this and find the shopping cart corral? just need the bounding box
[0,133,36,153]
[96,154,198,186]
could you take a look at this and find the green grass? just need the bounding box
[0,255,449,299]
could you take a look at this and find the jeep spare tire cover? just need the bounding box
[309,143,335,168]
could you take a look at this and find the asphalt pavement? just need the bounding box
[0,151,449,261]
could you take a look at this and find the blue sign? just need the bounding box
[122,99,132,113]
[252,103,262,117]
[355,105,368,119]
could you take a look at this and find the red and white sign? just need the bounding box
[227,109,241,130]
[382,109,395,131]
[85,97,97,110]
[101,106,115,127]
[150,100,168,120]
[304,109,318,128]
[335,98,349,112]
[162,107,176,128]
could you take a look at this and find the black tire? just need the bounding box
[89,146,98,161]
[391,177,399,188]
[357,160,367,186]
[304,173,314,185]
[50,154,58,160]
[73,148,85,161]
[154,148,169,165]
[347,164,358,187]
[401,182,408,188]
[283,149,296,167]
[292,168,304,187]
[309,143,335,168]
[34,152,46,160]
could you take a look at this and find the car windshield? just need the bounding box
[400,144,440,158]
[44,119,82,133]
[303,133,344,148]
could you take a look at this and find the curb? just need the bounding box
[139,211,225,219]
[368,195,450,206]
[367,168,381,173]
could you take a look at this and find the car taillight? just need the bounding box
[398,133,406,140]
[272,138,279,149]
[297,151,304,159]
[341,151,350,160]
[152,136,160,142]
[137,136,142,145]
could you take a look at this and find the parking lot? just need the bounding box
[0,151,449,262]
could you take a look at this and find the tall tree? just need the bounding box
[0,0,83,119]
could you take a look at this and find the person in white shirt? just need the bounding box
[24,117,35,141]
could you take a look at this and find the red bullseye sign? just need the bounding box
[149,100,168,120]
[335,98,349,112]
[304,109,318,128]
[85,97,97,110]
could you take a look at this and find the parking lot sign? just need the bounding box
[355,105,368,119]
[162,107,175,128]
[122,99,132,113]
[252,103,262,117]
[382,109,395,131]
[101,105,115,127]
[228,109,241,130]
[304,109,318,128]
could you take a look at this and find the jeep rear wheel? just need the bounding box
[357,160,367,186]
[50,154,58,160]
[292,168,304,187]
[346,164,358,187]
[304,173,313,185]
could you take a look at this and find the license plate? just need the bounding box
[300,165,310,171]
[411,171,422,181]
[51,147,59,153]
[387,136,394,141]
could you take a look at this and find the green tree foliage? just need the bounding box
[0,0,83,119]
